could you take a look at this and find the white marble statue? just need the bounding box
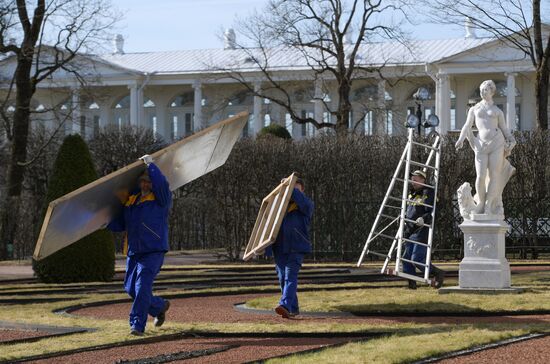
[455,80,516,218]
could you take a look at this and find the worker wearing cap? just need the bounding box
[403,170,445,289]
[267,176,314,319]
[107,154,172,335]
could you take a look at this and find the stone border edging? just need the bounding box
[412,332,549,363]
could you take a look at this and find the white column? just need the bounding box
[438,74,450,134]
[192,80,203,131]
[376,79,387,135]
[129,85,139,126]
[71,88,80,135]
[505,72,517,131]
[253,81,263,135]
[137,89,144,127]
[314,78,324,125]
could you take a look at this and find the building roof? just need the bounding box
[100,37,494,75]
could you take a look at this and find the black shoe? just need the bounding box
[432,269,445,289]
[275,305,290,318]
[154,300,170,327]
[408,280,417,290]
[130,328,143,336]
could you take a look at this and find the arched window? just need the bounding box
[169,92,194,107]
[228,90,252,106]
[114,95,130,109]
[112,95,130,127]
[143,98,155,108]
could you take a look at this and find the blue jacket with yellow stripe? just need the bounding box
[405,187,434,242]
[108,163,172,256]
[270,188,314,255]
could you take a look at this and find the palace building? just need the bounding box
[1,22,548,141]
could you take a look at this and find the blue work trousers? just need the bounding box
[124,252,166,332]
[402,242,434,276]
[274,252,303,314]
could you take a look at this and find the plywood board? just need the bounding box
[242,173,297,261]
[34,112,249,260]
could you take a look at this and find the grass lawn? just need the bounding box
[247,271,550,314]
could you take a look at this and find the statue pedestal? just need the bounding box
[440,218,523,294]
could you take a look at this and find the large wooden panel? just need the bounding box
[243,173,297,261]
[34,112,249,260]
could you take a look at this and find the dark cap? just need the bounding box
[139,171,151,182]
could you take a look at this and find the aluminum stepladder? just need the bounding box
[356,128,441,285]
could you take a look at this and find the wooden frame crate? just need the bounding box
[243,173,297,261]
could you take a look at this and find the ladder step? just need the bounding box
[380,213,398,220]
[400,237,430,247]
[388,196,433,209]
[400,257,429,267]
[386,269,432,284]
[411,140,439,151]
[396,178,435,189]
[409,160,437,170]
[403,217,432,228]
[384,204,402,210]
[388,196,404,202]
[374,232,397,241]
[404,199,434,208]
[367,250,390,259]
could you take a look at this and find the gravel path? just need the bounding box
[439,335,550,364]
[73,293,550,326]
[30,336,355,363]
[0,328,50,343]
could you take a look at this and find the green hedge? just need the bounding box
[33,134,115,283]
[170,131,550,261]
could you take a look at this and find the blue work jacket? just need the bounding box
[270,188,314,255]
[405,187,434,243]
[108,163,172,256]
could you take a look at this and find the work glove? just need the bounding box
[415,216,424,226]
[139,154,153,166]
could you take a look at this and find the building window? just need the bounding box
[386,110,393,135]
[185,113,193,135]
[172,116,178,140]
[365,110,373,135]
[80,115,86,137]
[515,103,521,131]
[285,113,293,135]
[93,115,100,138]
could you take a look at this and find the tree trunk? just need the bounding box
[535,65,549,130]
[0,56,34,259]
[335,79,352,135]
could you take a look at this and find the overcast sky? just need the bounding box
[113,0,469,53]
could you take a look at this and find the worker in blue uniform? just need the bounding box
[403,170,445,290]
[108,154,172,335]
[268,176,314,319]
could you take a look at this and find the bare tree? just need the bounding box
[0,0,118,259]
[211,0,405,135]
[411,0,550,130]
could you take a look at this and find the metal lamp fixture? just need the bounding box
[405,87,439,134]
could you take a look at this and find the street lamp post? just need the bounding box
[405,87,440,134]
